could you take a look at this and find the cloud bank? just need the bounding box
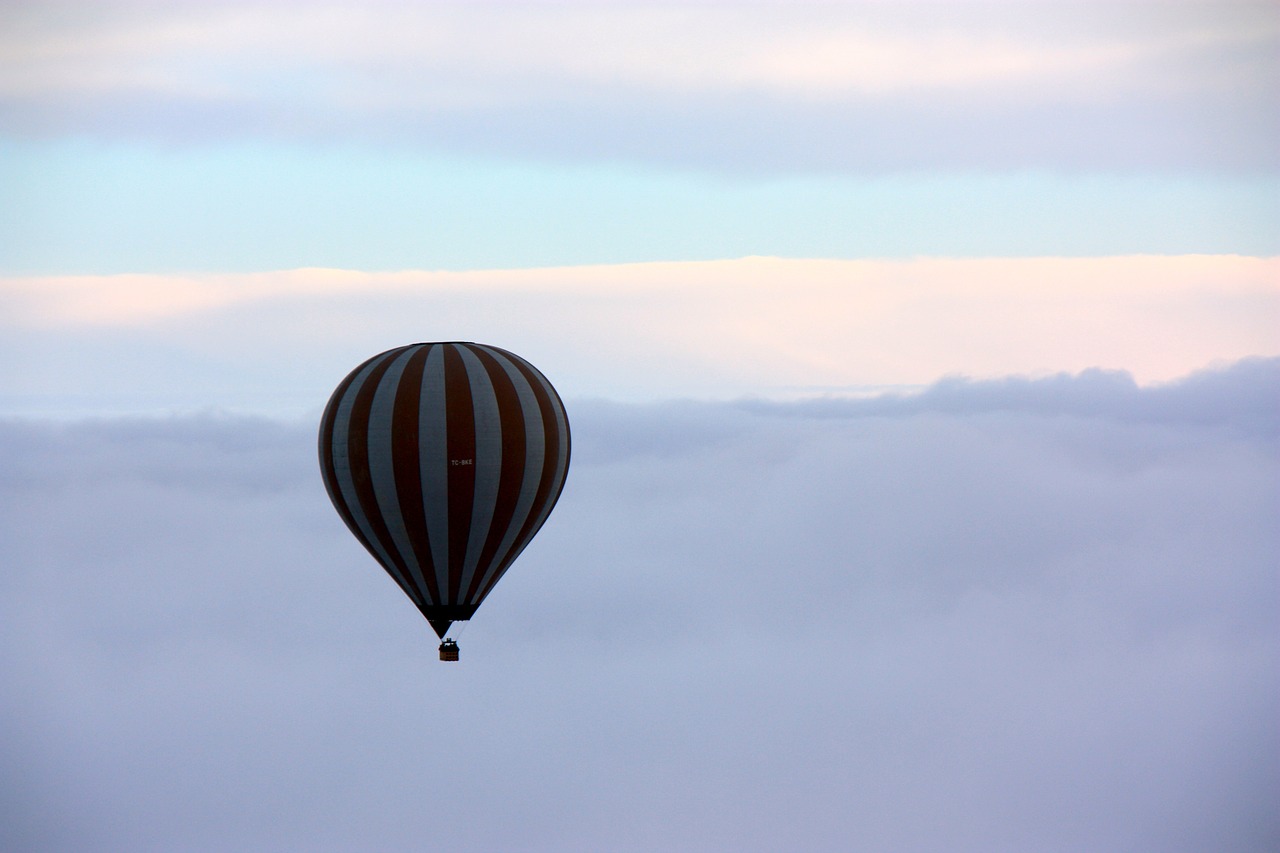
[2,359,1276,852]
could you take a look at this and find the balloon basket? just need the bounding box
[438,640,459,662]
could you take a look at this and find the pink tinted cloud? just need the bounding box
[3,255,1276,402]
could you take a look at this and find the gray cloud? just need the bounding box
[746,357,1280,433]
[1,1,1275,175]
[1,360,1276,851]
[3,66,1274,175]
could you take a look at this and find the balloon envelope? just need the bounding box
[318,342,570,638]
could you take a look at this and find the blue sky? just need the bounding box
[4,139,1278,273]
[1,3,1277,851]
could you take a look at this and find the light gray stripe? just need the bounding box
[494,363,568,582]
[366,347,434,605]
[331,351,420,603]
[548,380,570,485]
[517,373,570,550]
[457,345,501,602]
[418,344,450,602]
[468,346,547,602]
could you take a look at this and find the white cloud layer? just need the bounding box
[2,359,1276,852]
[1,256,1276,415]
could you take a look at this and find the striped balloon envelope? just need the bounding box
[318,342,570,643]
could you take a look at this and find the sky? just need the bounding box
[1,2,1277,851]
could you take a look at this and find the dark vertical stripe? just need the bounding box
[456,345,502,600]
[391,345,443,606]
[318,351,382,549]
[547,381,571,506]
[475,353,570,604]
[442,343,476,604]
[328,351,423,606]
[462,346,529,604]
[320,351,405,581]
[418,346,450,601]
[464,347,545,603]
[366,348,428,602]
[346,347,424,606]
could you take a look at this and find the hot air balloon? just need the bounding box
[318,342,570,661]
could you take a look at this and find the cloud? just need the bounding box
[748,356,1280,434]
[1,256,1277,415]
[7,2,1255,100]
[1,1,1275,172]
[1,360,1276,851]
